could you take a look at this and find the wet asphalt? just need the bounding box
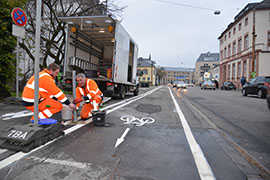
[0,86,268,180]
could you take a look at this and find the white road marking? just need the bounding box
[1,110,33,120]
[114,128,130,148]
[168,87,216,180]
[0,149,7,154]
[28,156,91,169]
[0,86,162,170]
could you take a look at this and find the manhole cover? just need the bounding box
[136,104,161,114]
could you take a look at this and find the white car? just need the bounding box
[174,81,187,89]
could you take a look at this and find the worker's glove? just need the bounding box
[73,98,83,104]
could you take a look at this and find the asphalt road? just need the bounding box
[0,86,268,180]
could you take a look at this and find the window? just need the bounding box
[232,63,235,80]
[268,31,270,46]
[239,23,242,31]
[233,27,236,34]
[245,17,248,26]
[143,69,148,75]
[243,60,247,77]
[225,34,227,40]
[238,37,242,53]
[244,34,249,50]
[224,47,227,58]
[229,31,231,38]
[237,62,241,79]
[147,77,150,81]
[228,64,231,80]
[232,41,236,55]
[228,44,231,57]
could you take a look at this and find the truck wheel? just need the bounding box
[134,89,139,96]
[119,86,125,99]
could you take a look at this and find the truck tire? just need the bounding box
[119,86,125,99]
[134,88,139,96]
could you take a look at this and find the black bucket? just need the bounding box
[92,111,106,126]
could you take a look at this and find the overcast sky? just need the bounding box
[115,0,261,68]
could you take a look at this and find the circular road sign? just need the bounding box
[11,8,27,27]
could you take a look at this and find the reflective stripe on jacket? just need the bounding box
[22,69,68,104]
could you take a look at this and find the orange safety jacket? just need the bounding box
[22,69,70,106]
[76,78,103,107]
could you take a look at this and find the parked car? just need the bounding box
[242,76,270,98]
[221,81,236,90]
[173,81,187,89]
[201,80,216,90]
[266,81,270,110]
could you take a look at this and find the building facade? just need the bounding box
[137,57,156,86]
[163,67,195,84]
[218,0,270,88]
[195,52,220,85]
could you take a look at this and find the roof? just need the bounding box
[218,0,270,39]
[196,52,219,62]
[162,67,195,72]
[137,57,156,67]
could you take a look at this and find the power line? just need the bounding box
[154,0,219,12]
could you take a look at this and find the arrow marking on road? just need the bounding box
[114,128,130,148]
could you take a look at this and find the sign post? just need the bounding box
[11,8,27,99]
[33,0,42,124]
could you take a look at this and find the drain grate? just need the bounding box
[136,104,161,114]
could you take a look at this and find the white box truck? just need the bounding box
[59,16,139,98]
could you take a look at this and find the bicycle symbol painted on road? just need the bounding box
[120,115,155,127]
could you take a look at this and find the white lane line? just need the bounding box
[0,149,8,154]
[0,86,162,170]
[168,87,216,180]
[29,156,91,169]
[0,137,60,170]
[1,111,33,120]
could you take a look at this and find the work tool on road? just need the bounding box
[0,120,64,152]
[92,110,111,127]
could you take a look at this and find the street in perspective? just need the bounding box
[0,0,270,180]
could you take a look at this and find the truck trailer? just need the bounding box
[59,16,139,99]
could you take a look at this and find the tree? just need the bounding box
[0,0,27,98]
[156,66,167,85]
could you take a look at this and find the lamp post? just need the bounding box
[251,6,257,79]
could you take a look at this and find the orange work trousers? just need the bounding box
[25,98,63,120]
[80,98,102,119]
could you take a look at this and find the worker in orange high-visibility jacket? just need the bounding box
[22,63,76,121]
[73,73,103,120]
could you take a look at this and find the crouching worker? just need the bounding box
[73,73,103,120]
[22,63,76,121]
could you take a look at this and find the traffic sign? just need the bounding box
[11,8,27,27]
